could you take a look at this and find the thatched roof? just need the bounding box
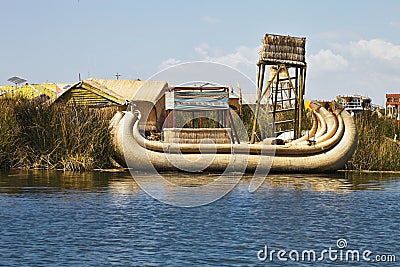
[259,33,306,67]
[86,79,168,104]
[54,79,168,105]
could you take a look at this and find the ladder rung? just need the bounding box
[272,88,295,92]
[273,119,294,125]
[276,77,295,81]
[269,107,296,113]
[274,98,297,102]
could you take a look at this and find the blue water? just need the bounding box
[0,170,399,266]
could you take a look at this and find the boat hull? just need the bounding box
[110,101,358,173]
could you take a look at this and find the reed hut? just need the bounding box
[54,78,168,132]
[163,85,240,144]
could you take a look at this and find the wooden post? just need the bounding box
[225,110,230,128]
[250,64,265,144]
[273,68,280,134]
[166,110,171,128]
[302,66,307,97]
[237,82,243,117]
[294,67,299,139]
[228,110,240,144]
[297,67,304,139]
[172,110,176,128]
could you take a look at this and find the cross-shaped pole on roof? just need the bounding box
[115,72,121,80]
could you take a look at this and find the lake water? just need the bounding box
[0,170,399,266]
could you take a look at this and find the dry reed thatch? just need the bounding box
[259,34,306,66]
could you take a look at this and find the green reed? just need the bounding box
[0,98,117,171]
[345,111,400,171]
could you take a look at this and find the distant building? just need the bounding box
[385,93,400,120]
[336,95,372,114]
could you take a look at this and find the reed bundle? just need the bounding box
[259,34,306,65]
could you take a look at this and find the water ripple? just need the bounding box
[0,170,399,266]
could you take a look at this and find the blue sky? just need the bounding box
[1,0,400,105]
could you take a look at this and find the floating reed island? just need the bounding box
[0,98,399,172]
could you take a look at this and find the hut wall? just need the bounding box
[154,95,166,130]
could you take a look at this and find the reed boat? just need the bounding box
[110,101,358,173]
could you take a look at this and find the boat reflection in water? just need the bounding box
[0,170,399,196]
[129,170,400,194]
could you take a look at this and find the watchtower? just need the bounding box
[251,34,307,143]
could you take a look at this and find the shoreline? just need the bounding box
[2,167,400,175]
[338,169,400,174]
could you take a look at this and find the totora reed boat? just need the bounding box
[110,100,358,173]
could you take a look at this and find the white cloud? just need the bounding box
[194,43,260,70]
[306,39,400,105]
[211,46,260,67]
[157,44,259,78]
[308,49,349,71]
[194,43,211,59]
[201,16,221,24]
[389,21,400,29]
[347,39,400,61]
[159,58,182,70]
[155,44,260,93]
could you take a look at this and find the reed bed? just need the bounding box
[345,111,400,171]
[0,98,117,171]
